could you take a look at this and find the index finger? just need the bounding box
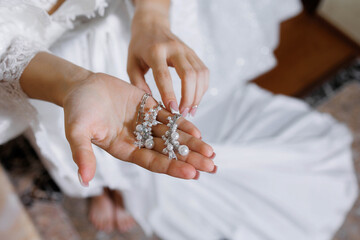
[150,57,178,112]
[145,97,201,139]
[158,108,201,139]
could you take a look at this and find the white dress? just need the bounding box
[0,0,357,239]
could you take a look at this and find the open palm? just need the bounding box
[63,73,215,186]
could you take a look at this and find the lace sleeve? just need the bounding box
[0,36,45,83]
[0,36,45,144]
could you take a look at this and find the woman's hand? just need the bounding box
[127,1,209,117]
[21,53,215,186]
[64,73,215,185]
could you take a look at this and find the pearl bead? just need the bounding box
[167,144,174,151]
[171,132,179,140]
[136,135,142,140]
[178,145,189,156]
[136,124,143,132]
[173,141,180,148]
[145,139,154,149]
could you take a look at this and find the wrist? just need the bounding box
[20,52,93,107]
[132,0,170,33]
[59,67,93,107]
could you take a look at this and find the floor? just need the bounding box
[320,85,360,240]
[253,11,360,97]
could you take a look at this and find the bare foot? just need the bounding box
[88,188,115,233]
[111,190,136,233]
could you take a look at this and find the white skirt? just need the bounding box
[26,0,358,239]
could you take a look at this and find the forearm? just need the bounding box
[133,0,170,12]
[132,0,171,31]
[20,52,92,107]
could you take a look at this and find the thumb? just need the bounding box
[66,132,97,187]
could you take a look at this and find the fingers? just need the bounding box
[169,51,209,117]
[129,147,198,179]
[65,129,97,187]
[151,137,215,172]
[170,54,196,116]
[142,96,202,138]
[152,123,213,158]
[150,53,178,113]
[157,108,201,138]
[130,41,209,117]
[186,53,209,117]
[127,56,151,94]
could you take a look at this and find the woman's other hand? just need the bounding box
[128,0,209,117]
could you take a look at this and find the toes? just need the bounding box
[115,210,135,233]
[88,195,116,233]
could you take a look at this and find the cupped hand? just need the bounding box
[63,73,215,186]
[127,9,209,117]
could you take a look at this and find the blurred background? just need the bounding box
[1,0,360,239]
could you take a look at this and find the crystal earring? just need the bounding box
[162,114,189,159]
[134,101,162,149]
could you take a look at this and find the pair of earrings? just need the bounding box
[134,93,189,159]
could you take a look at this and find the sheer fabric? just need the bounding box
[0,0,107,143]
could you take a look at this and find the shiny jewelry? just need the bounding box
[136,93,151,124]
[162,114,189,159]
[134,100,163,149]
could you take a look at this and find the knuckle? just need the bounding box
[147,157,157,172]
[65,121,86,141]
[149,43,166,55]
[156,69,170,81]
[163,91,175,101]
[66,126,80,142]
[167,39,182,50]
[202,66,210,76]
[189,136,200,148]
[183,68,196,81]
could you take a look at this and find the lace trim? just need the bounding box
[0,37,45,83]
[0,36,44,125]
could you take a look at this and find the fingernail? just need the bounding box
[78,171,89,187]
[169,101,179,114]
[193,171,200,180]
[210,165,218,174]
[190,106,198,117]
[181,108,189,117]
[210,152,216,160]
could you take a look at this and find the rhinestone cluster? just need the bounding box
[162,114,189,159]
[134,103,162,149]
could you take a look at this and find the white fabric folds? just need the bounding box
[0,0,357,239]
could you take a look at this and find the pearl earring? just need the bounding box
[162,114,189,159]
[134,93,162,149]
